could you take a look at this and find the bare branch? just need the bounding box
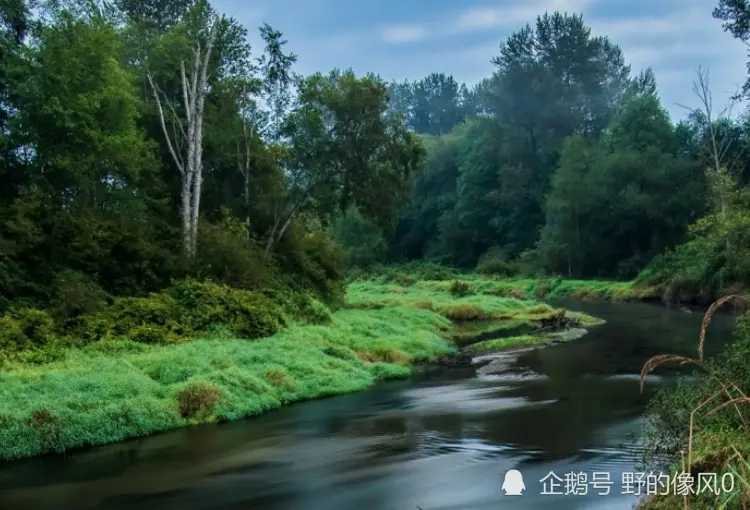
[146,70,185,176]
[180,61,192,124]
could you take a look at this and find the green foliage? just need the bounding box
[448,280,471,297]
[0,308,56,351]
[332,207,387,268]
[477,247,520,277]
[50,270,111,322]
[641,312,750,508]
[166,279,287,338]
[68,279,287,346]
[0,305,454,461]
[281,68,425,236]
[194,213,272,290]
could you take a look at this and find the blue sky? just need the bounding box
[213,0,748,120]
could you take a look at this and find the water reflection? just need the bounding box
[0,301,739,510]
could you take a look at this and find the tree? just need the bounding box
[264,69,425,257]
[713,0,750,95]
[536,94,704,277]
[145,3,220,256]
[387,73,474,135]
[677,67,744,252]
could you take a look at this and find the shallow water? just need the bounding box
[0,301,739,510]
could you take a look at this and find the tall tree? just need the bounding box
[265,69,425,256]
[145,2,220,256]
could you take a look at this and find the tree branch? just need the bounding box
[146,70,185,176]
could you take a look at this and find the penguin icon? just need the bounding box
[502,469,525,496]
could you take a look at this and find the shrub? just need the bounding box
[194,213,273,290]
[448,280,471,297]
[50,270,110,322]
[383,261,460,282]
[478,258,518,277]
[0,308,56,351]
[168,279,287,339]
[273,226,346,307]
[437,304,488,321]
[477,247,519,277]
[176,381,222,419]
[75,293,187,344]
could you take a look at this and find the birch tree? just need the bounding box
[145,13,219,256]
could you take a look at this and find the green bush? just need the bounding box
[167,279,287,339]
[448,280,471,297]
[194,214,273,290]
[50,270,110,322]
[275,227,346,306]
[642,312,750,471]
[0,308,56,351]
[74,293,187,344]
[477,247,519,277]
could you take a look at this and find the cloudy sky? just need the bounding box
[213,0,748,120]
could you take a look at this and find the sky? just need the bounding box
[212,0,749,121]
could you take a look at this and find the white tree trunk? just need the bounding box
[146,20,219,257]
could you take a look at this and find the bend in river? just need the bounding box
[0,301,738,510]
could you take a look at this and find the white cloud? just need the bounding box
[454,0,594,31]
[380,24,426,44]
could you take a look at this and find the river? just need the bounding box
[0,301,740,510]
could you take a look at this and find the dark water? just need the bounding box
[0,302,740,510]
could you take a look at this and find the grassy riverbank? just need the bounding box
[637,304,750,509]
[0,305,455,461]
[353,262,661,302]
[0,269,605,462]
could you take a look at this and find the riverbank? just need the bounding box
[0,274,604,462]
[0,305,456,461]
[352,262,662,302]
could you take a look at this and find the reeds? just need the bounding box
[640,295,750,509]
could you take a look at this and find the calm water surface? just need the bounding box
[0,301,739,510]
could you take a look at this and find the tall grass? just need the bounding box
[0,306,455,461]
[639,295,750,509]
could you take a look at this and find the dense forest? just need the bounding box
[3,0,750,311]
[3,0,750,507]
[333,4,750,305]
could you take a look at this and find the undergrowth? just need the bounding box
[640,295,750,509]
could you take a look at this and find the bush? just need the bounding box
[642,311,750,474]
[275,227,346,306]
[477,247,519,277]
[194,213,273,290]
[74,292,186,344]
[0,308,56,351]
[448,280,471,297]
[167,279,287,339]
[176,381,222,419]
[50,270,110,322]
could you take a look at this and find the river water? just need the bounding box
[0,301,740,510]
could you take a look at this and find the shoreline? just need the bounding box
[0,277,609,463]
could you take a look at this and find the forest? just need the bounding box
[2,0,750,508]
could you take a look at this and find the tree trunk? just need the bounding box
[145,19,218,257]
[180,176,192,254]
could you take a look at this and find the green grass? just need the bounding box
[0,269,609,462]
[0,306,455,461]
[463,335,544,354]
[346,280,563,322]
[464,277,661,301]
[350,262,661,302]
